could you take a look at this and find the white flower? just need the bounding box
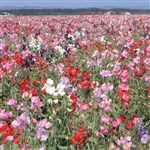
[46,86,56,95]
[46,78,54,86]
[55,46,66,55]
[59,91,66,96]
[53,99,58,104]
[68,34,75,41]
[100,36,106,43]
[29,37,43,52]
[47,99,53,104]
[56,82,65,90]
[74,31,80,37]
[53,92,59,96]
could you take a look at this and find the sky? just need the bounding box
[1,0,150,9]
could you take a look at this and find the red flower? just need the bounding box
[126,122,134,130]
[70,137,76,143]
[118,115,127,122]
[32,80,37,85]
[4,45,9,51]
[131,115,139,124]
[30,88,37,96]
[13,137,20,144]
[41,89,46,94]
[78,124,85,132]
[70,93,78,100]
[40,78,47,84]
[70,124,86,146]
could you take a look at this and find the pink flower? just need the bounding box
[79,104,89,110]
[99,101,106,108]
[100,114,110,124]
[0,109,13,119]
[32,118,38,124]
[7,98,17,107]
[30,96,43,110]
[116,136,132,150]
[122,50,128,58]
[45,122,52,129]
[95,131,100,138]
[38,119,47,128]
[119,83,129,91]
[108,142,120,150]
[100,126,108,134]
[112,118,121,127]
[121,70,129,83]
[11,112,30,129]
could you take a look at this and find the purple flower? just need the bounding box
[134,118,144,127]
[140,127,148,137]
[39,147,46,150]
[36,128,49,141]
[20,142,32,150]
[6,136,14,142]
[100,70,113,78]
[30,96,43,110]
[11,112,30,129]
[100,114,110,124]
[0,109,13,119]
[37,119,47,128]
[0,145,5,150]
[7,98,17,107]
[141,134,149,144]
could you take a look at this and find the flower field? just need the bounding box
[0,15,150,150]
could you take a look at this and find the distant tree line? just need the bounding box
[1,8,150,15]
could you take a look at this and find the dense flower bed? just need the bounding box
[0,15,150,150]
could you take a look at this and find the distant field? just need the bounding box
[0,15,150,150]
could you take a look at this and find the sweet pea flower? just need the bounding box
[121,70,129,83]
[141,134,149,144]
[7,98,17,107]
[95,131,100,138]
[30,96,43,110]
[100,114,110,124]
[112,118,121,127]
[116,136,132,150]
[11,112,30,129]
[100,126,108,134]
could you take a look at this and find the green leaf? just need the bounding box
[11,144,20,150]
[57,145,68,150]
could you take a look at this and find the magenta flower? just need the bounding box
[11,112,30,129]
[112,118,121,127]
[119,83,129,91]
[7,98,17,107]
[95,131,100,138]
[100,70,113,78]
[100,126,108,134]
[0,109,13,119]
[100,114,110,124]
[36,128,49,141]
[116,136,132,149]
[30,96,43,110]
[121,70,129,83]
[122,50,128,58]
[79,104,89,111]
[20,142,32,150]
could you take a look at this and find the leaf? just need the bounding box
[113,103,120,112]
[57,145,68,150]
[11,144,20,150]
[69,145,75,150]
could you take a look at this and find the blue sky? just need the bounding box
[1,0,150,9]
